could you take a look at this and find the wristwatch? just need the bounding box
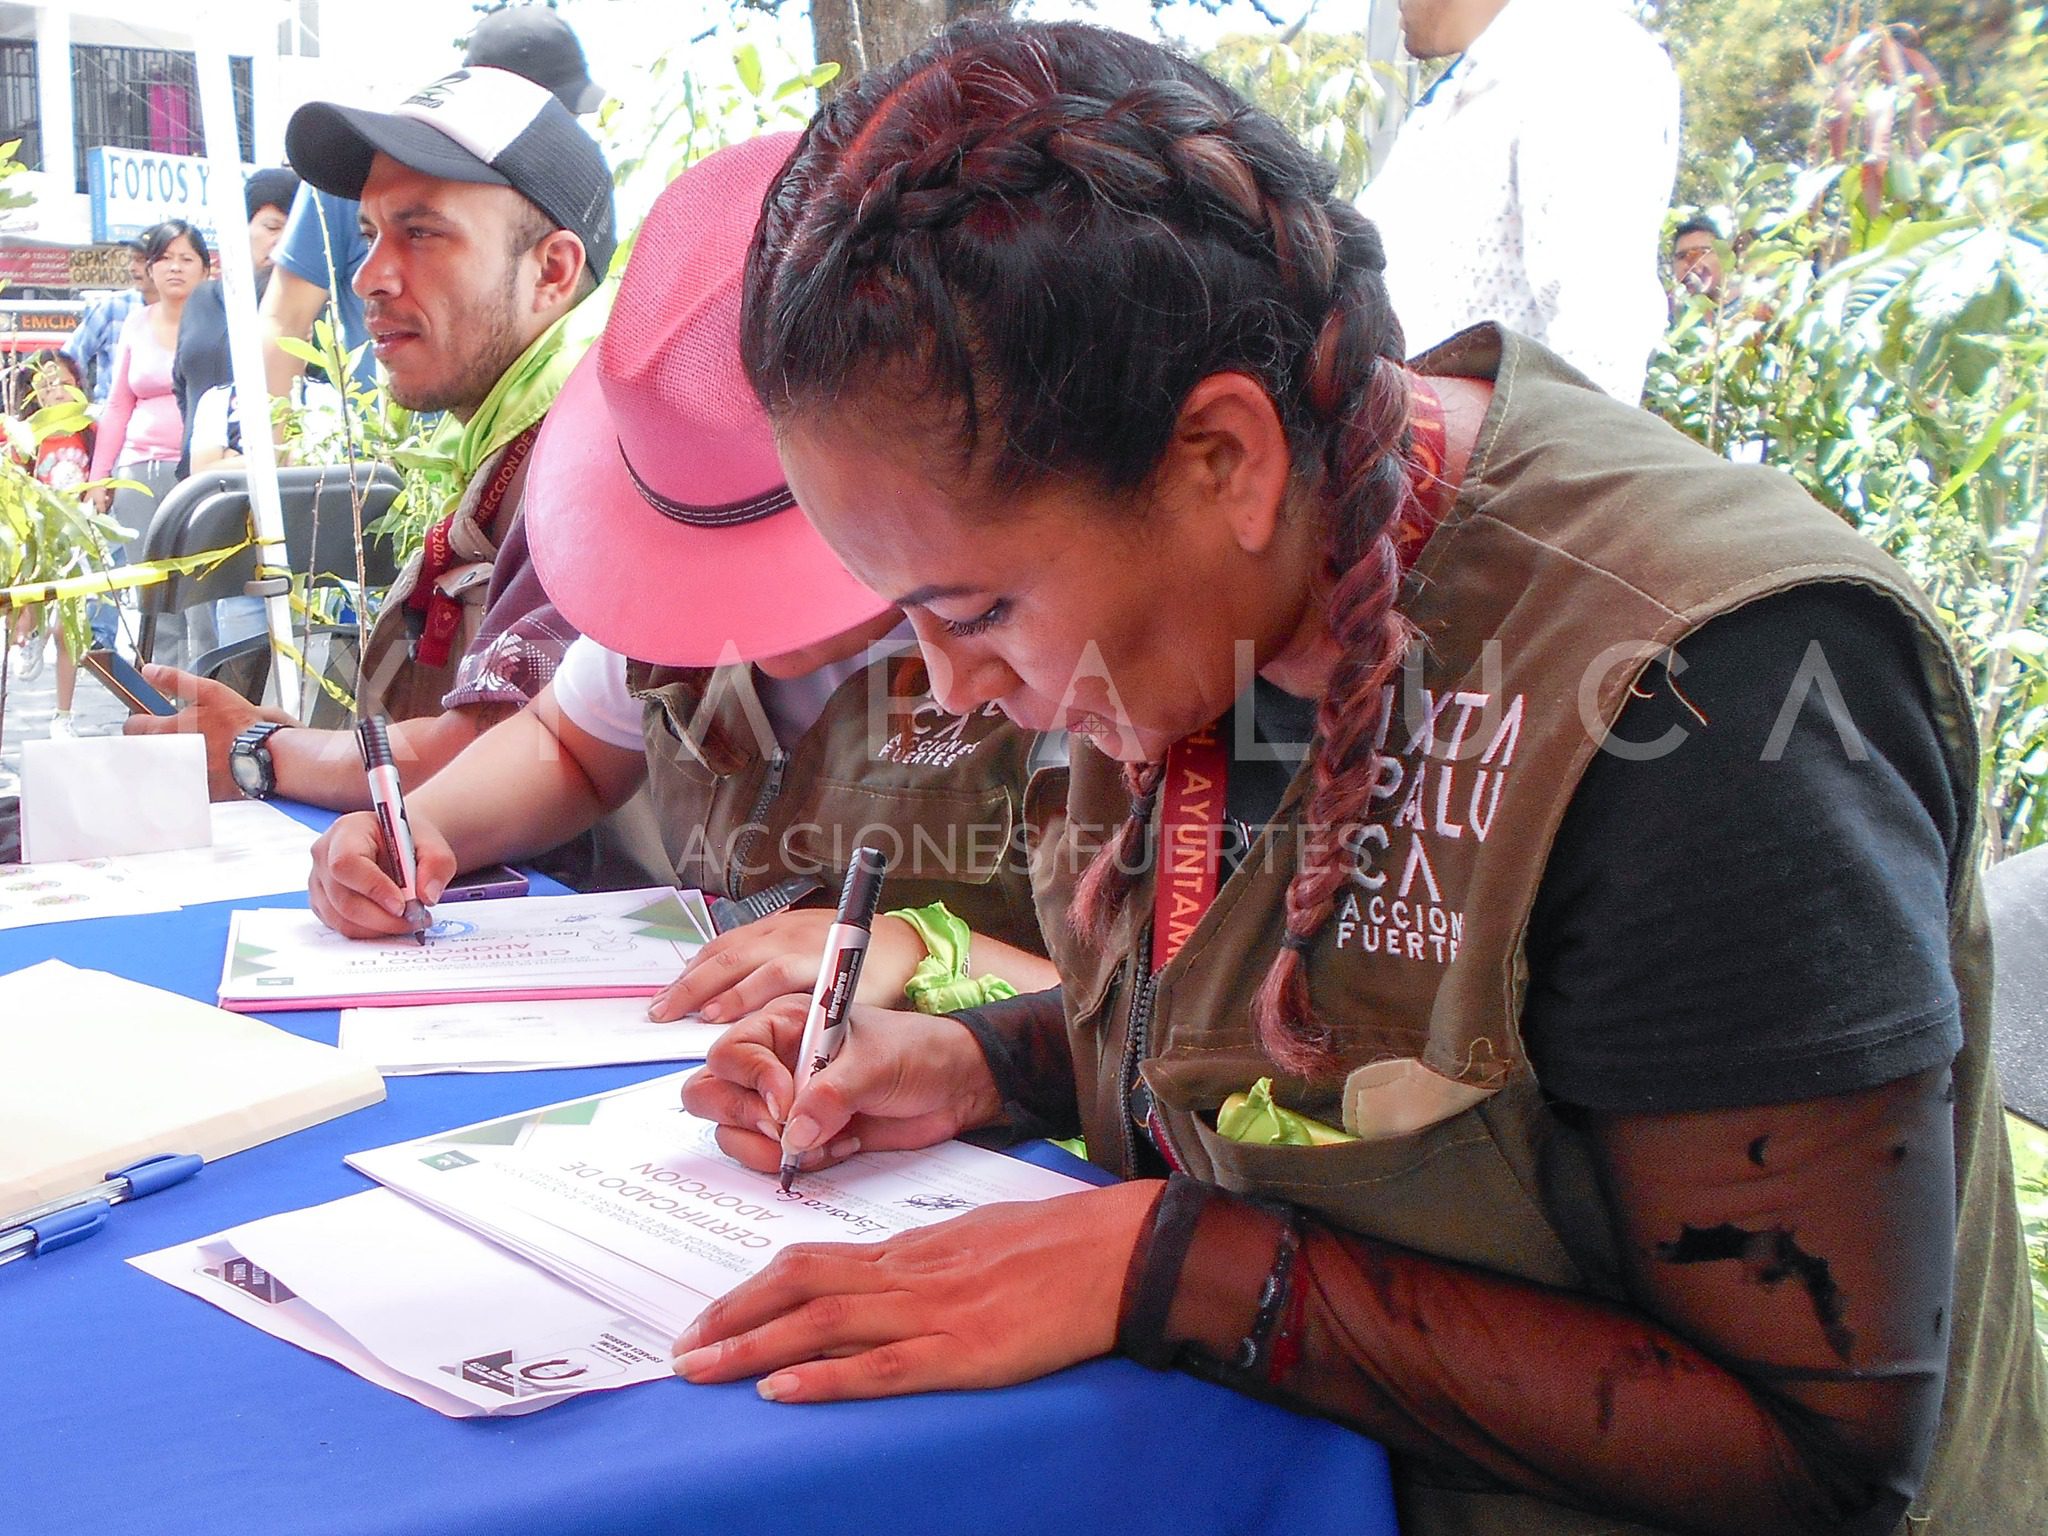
[228,722,289,800]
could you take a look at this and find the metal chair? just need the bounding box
[131,463,405,663]
[189,629,364,728]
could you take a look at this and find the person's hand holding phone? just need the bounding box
[309,808,460,938]
[122,665,291,800]
[81,649,178,716]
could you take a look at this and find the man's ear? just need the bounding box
[1160,372,1293,557]
[530,229,589,310]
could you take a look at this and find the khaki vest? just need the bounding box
[626,650,1045,953]
[1031,329,2046,1534]
[357,436,531,724]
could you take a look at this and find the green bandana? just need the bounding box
[426,283,613,489]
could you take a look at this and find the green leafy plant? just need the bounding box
[1199,30,1396,200]
[599,28,838,274]
[1646,9,2048,858]
[0,139,142,759]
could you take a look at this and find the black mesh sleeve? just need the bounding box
[949,986,1081,1143]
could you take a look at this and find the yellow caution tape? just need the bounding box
[0,540,255,613]
[269,632,358,714]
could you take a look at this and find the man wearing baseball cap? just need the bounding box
[258,3,607,395]
[303,136,1056,1025]
[133,66,633,852]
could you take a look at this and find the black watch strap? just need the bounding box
[230,722,288,800]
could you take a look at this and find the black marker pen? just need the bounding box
[778,845,889,1193]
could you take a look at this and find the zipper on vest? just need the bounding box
[1115,933,1158,1178]
[731,747,790,898]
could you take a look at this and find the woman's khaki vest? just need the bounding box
[1032,329,2046,1534]
[626,649,1045,953]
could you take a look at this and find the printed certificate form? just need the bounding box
[217,888,712,1011]
[133,1076,1091,1416]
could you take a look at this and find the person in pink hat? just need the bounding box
[306,134,1056,1022]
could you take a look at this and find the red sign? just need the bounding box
[0,242,137,291]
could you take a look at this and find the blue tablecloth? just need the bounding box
[0,804,1397,1536]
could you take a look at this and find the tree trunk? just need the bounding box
[811,0,1007,95]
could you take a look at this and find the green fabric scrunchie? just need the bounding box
[889,902,1021,1014]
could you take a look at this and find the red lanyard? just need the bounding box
[1146,377,1451,972]
[407,424,540,668]
[1151,726,1229,972]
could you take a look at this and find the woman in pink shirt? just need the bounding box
[86,219,207,672]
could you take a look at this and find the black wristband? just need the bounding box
[1235,1213,1302,1378]
[1117,1173,1215,1370]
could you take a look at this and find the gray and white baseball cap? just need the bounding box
[286,66,616,279]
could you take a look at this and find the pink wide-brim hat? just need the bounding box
[525,132,891,667]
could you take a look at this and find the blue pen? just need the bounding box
[0,1153,203,1268]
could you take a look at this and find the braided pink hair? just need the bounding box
[743,20,1424,1073]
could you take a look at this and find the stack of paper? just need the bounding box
[0,801,320,930]
[135,1075,1090,1416]
[0,961,386,1209]
[130,1190,677,1417]
[338,996,724,1076]
[219,887,713,1012]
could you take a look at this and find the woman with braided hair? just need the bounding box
[674,21,2046,1534]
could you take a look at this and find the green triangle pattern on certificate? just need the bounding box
[443,1095,605,1147]
[228,941,279,983]
[625,893,708,947]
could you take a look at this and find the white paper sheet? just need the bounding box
[338,995,723,1075]
[20,734,210,862]
[0,960,386,1208]
[0,856,178,929]
[130,1191,675,1418]
[219,887,711,1012]
[347,1075,1090,1335]
[0,803,319,928]
[132,1077,1093,1416]
[112,801,320,907]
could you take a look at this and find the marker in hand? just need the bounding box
[778,845,890,1193]
[355,714,432,945]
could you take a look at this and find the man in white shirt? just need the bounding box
[1358,0,1680,402]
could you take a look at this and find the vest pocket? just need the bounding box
[1155,1068,1584,1290]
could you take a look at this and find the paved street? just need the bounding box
[0,628,133,797]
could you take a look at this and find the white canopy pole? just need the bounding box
[193,13,302,719]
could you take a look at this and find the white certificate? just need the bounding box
[346,1075,1090,1335]
[337,995,723,1076]
[218,887,711,1011]
[134,1076,1095,1416]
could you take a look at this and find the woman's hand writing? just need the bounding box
[671,1179,1160,1403]
[680,994,1005,1172]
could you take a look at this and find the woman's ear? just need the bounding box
[1161,372,1293,556]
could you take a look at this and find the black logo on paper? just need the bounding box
[453,1348,520,1397]
[210,1257,296,1305]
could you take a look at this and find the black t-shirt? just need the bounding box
[172,273,272,478]
[1225,583,1964,1115]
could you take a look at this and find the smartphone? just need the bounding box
[439,864,530,902]
[81,648,178,716]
